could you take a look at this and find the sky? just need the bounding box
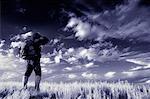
[0,0,150,83]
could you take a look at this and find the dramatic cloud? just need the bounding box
[63,42,122,64]
[65,18,92,40]
[65,0,150,42]
[126,57,150,71]
[118,52,150,83]
[0,0,150,83]
[126,59,148,66]
[0,33,150,83]
[64,1,150,82]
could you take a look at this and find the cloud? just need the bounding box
[145,80,150,84]
[68,74,77,79]
[0,39,26,80]
[122,71,134,77]
[65,17,102,41]
[67,57,77,64]
[10,41,25,48]
[126,59,150,71]
[84,62,94,68]
[11,32,33,41]
[104,72,116,78]
[21,32,33,39]
[0,11,149,83]
[0,72,19,80]
[95,47,121,62]
[69,18,92,40]
[122,52,150,62]
[9,32,34,56]
[0,54,20,70]
[0,40,5,48]
[54,50,63,64]
[68,48,74,53]
[54,55,62,64]
[119,55,150,82]
[126,59,148,66]
[61,46,121,67]
[130,66,142,71]
[81,72,97,79]
[63,0,150,83]
[41,68,53,74]
[78,47,96,61]
[63,67,73,71]
[65,0,150,42]
[61,42,122,65]
[41,57,52,64]
[120,69,150,83]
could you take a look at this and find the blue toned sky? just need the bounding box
[0,0,150,83]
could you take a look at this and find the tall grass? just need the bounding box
[0,81,150,99]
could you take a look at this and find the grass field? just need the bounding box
[0,81,150,99]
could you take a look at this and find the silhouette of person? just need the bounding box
[22,32,49,91]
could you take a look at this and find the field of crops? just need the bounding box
[0,81,150,99]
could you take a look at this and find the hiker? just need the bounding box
[21,32,49,91]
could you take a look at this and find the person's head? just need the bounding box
[32,33,42,40]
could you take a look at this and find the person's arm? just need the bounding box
[39,36,49,45]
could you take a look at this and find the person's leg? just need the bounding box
[23,60,33,89]
[23,76,29,89]
[35,75,41,91]
[34,58,41,91]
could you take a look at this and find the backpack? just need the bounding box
[19,35,49,59]
[20,40,35,60]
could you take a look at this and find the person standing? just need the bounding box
[21,32,49,91]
